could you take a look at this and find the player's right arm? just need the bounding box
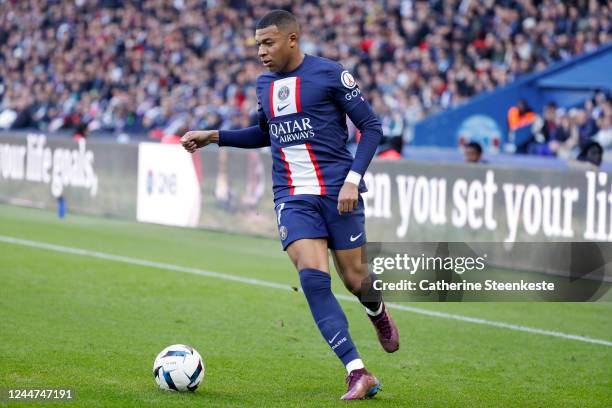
[181,104,271,153]
[181,129,220,153]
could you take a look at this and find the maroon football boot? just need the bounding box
[368,304,399,353]
[340,368,381,400]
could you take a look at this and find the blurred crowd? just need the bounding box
[0,0,610,146]
[523,91,612,158]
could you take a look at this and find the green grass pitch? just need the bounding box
[0,203,610,407]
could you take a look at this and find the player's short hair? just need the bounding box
[256,10,300,33]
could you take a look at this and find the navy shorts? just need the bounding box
[274,195,367,250]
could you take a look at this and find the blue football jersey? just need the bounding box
[255,54,370,202]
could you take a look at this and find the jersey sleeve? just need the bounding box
[218,125,270,148]
[327,63,367,114]
[328,63,383,180]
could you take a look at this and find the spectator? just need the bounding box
[577,140,603,167]
[549,113,578,159]
[0,0,609,141]
[508,99,537,153]
[524,92,611,158]
[594,114,612,150]
[377,136,403,160]
[464,141,485,163]
[528,102,558,156]
[576,108,599,148]
[72,122,88,141]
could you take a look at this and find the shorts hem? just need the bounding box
[282,235,329,251]
[328,239,367,251]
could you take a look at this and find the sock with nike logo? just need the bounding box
[299,268,361,368]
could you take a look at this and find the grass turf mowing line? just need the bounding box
[0,204,611,407]
[1,233,611,348]
[0,203,610,340]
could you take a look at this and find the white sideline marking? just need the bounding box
[1,234,611,348]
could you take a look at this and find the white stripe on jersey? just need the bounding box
[280,144,324,195]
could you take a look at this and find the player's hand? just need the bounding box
[337,182,359,214]
[181,130,219,153]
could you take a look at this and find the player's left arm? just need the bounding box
[328,65,383,214]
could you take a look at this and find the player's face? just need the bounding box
[255,25,295,72]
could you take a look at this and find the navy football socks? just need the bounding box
[299,268,361,368]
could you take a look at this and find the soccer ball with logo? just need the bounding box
[153,344,205,391]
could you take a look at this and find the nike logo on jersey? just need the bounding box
[328,330,341,344]
[277,103,290,112]
[349,233,363,242]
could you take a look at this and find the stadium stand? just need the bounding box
[0,0,610,162]
[412,42,611,169]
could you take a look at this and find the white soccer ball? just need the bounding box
[153,344,205,392]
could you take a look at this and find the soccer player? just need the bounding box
[181,10,399,400]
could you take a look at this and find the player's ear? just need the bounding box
[288,32,298,47]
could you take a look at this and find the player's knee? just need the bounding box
[287,241,328,272]
[292,249,328,272]
[289,252,326,271]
